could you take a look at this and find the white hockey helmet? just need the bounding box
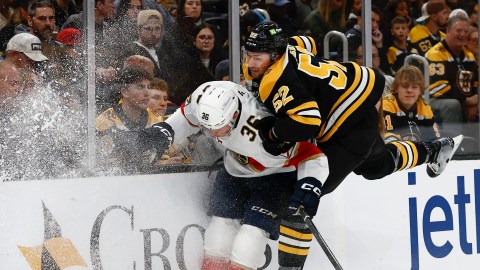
[196,83,240,131]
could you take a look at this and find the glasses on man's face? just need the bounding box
[197,35,214,41]
[142,26,162,32]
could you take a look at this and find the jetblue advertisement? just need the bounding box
[0,161,479,269]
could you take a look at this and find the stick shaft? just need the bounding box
[300,208,343,270]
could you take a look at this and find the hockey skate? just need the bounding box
[426,135,463,177]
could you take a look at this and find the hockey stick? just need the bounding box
[298,207,344,270]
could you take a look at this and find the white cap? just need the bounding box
[6,33,48,62]
[449,8,468,19]
[416,2,429,22]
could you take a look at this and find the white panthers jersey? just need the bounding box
[166,81,328,181]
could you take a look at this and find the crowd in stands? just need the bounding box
[0,0,478,178]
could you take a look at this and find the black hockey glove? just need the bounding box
[289,177,322,217]
[138,122,175,153]
[254,116,292,156]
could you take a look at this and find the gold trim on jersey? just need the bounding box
[259,52,289,102]
[290,35,317,55]
[429,80,451,97]
[285,101,321,126]
[317,65,375,142]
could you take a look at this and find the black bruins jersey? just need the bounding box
[407,24,445,56]
[387,45,416,75]
[244,36,384,143]
[425,40,478,103]
[382,93,440,143]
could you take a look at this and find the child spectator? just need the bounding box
[146,77,187,164]
[387,16,415,75]
[381,0,412,48]
[147,77,169,118]
[382,65,441,143]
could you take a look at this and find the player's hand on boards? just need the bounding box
[289,177,322,217]
[254,116,292,156]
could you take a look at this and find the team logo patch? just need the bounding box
[269,29,277,35]
[31,43,42,51]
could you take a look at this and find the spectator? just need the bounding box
[97,54,156,114]
[147,77,169,118]
[445,0,458,10]
[0,0,14,30]
[381,0,412,48]
[0,0,30,55]
[468,4,478,27]
[114,0,174,28]
[301,0,347,58]
[27,0,65,63]
[63,0,119,89]
[214,59,246,86]
[171,0,203,56]
[425,15,478,125]
[62,0,115,46]
[5,33,49,92]
[123,54,155,76]
[291,0,317,32]
[355,44,394,94]
[240,9,269,43]
[407,0,424,20]
[345,0,361,30]
[176,0,202,25]
[407,1,450,56]
[51,0,77,29]
[382,65,441,143]
[5,33,48,69]
[193,23,223,75]
[344,5,389,72]
[147,77,186,165]
[466,25,478,61]
[96,67,162,168]
[53,27,84,88]
[266,0,295,36]
[119,10,164,78]
[387,16,416,75]
[0,61,22,106]
[112,0,172,44]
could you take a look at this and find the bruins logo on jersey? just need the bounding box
[457,70,473,95]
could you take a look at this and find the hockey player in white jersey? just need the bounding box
[165,80,329,270]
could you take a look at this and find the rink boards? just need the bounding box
[1,160,479,270]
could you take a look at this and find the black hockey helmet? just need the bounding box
[244,22,288,56]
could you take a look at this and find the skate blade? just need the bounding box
[427,135,464,178]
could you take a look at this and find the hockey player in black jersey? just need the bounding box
[243,22,463,269]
